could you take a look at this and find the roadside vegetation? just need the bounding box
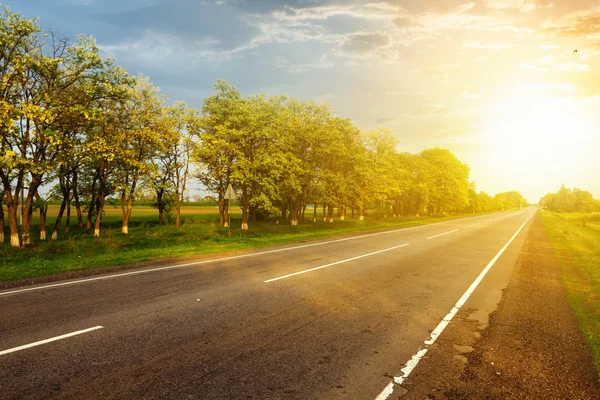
[0,205,488,282]
[541,210,600,374]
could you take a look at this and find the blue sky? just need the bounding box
[4,0,600,201]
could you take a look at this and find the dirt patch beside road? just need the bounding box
[400,214,600,399]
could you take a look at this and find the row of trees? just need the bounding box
[0,9,195,246]
[1,8,526,248]
[540,185,599,213]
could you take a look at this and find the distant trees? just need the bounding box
[540,185,597,213]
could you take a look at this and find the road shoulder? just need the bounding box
[399,214,600,399]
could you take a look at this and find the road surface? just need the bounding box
[0,210,535,399]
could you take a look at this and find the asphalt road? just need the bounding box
[0,209,536,400]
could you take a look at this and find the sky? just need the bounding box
[4,0,600,203]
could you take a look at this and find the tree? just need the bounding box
[115,75,163,234]
[195,80,241,227]
[420,148,471,214]
[165,102,197,227]
[0,8,41,247]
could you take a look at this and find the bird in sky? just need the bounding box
[573,49,578,54]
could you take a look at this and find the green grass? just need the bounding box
[0,205,486,282]
[541,211,600,374]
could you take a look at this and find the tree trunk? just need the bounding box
[175,192,182,228]
[86,174,98,230]
[322,204,327,222]
[313,204,317,223]
[241,185,249,231]
[65,198,71,233]
[157,189,165,225]
[94,194,105,238]
[328,204,334,223]
[360,207,365,221]
[52,198,67,241]
[73,170,83,228]
[21,175,42,246]
[218,197,225,226]
[0,200,4,244]
[340,206,346,221]
[35,192,47,241]
[1,172,22,247]
[122,207,132,234]
[8,202,19,247]
[223,199,230,228]
[39,202,47,241]
[289,203,298,226]
[281,204,287,222]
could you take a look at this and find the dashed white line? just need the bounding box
[374,211,536,400]
[426,229,458,240]
[264,243,409,283]
[0,326,104,356]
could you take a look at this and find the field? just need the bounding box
[541,211,600,372]
[0,204,480,282]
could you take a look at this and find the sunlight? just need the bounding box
[480,92,596,191]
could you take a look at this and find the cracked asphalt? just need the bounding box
[1,210,537,399]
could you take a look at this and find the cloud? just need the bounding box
[335,31,397,59]
[375,117,395,124]
[463,39,512,49]
[543,7,600,37]
[485,0,536,12]
[521,54,590,72]
[271,55,334,73]
[462,90,483,99]
[100,29,263,66]
[269,3,405,23]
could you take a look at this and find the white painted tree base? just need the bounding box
[94,229,100,237]
[122,226,128,234]
[241,222,249,230]
[224,222,229,228]
[329,218,334,223]
[10,233,19,247]
[51,231,58,241]
[0,232,4,244]
[40,231,46,241]
[360,216,364,221]
[340,216,345,221]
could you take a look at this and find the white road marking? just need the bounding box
[0,212,516,297]
[466,223,480,228]
[484,214,512,223]
[264,244,409,283]
[426,229,458,240]
[375,211,536,400]
[0,326,104,356]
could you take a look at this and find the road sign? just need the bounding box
[224,184,235,200]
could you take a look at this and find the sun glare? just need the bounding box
[480,91,596,196]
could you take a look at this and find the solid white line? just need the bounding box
[426,229,458,240]
[0,213,515,297]
[466,223,480,228]
[264,244,409,283]
[0,326,104,356]
[374,211,536,400]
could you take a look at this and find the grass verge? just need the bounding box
[541,211,600,375]
[1,206,494,283]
